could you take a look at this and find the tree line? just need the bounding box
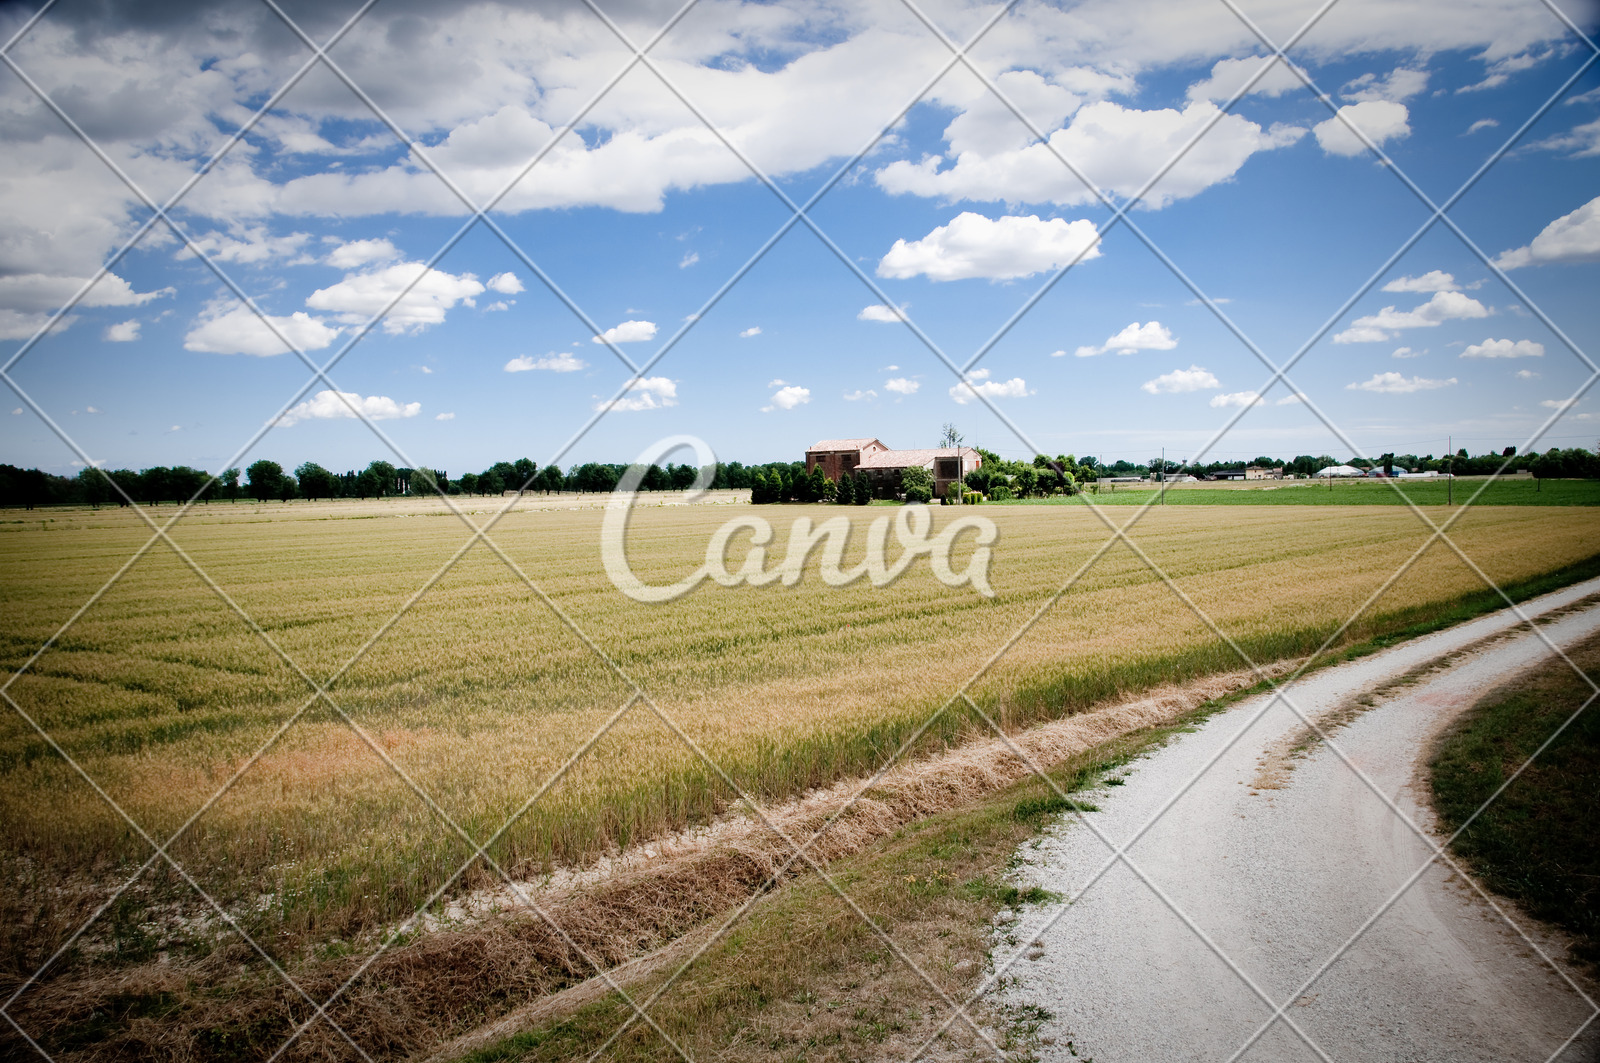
[0,444,1594,510]
[0,456,814,509]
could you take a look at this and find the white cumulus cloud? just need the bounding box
[1314,101,1411,157]
[884,377,919,395]
[679,251,699,269]
[600,376,678,412]
[950,367,1030,404]
[1342,67,1429,103]
[186,227,313,265]
[1392,346,1423,358]
[763,384,811,412]
[1347,372,1456,393]
[275,389,421,427]
[843,388,877,401]
[104,319,140,342]
[1382,270,1459,293]
[878,213,1102,282]
[1462,338,1543,359]
[1186,56,1303,102]
[1333,291,1490,342]
[1209,390,1263,408]
[307,262,485,333]
[324,238,398,269]
[1542,398,1577,410]
[740,325,762,337]
[184,303,342,356]
[876,101,1303,210]
[1494,194,1600,269]
[1142,365,1219,394]
[436,411,455,420]
[858,304,907,322]
[506,352,587,372]
[593,319,658,344]
[486,272,524,294]
[1075,320,1177,357]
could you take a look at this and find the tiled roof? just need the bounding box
[807,438,884,451]
[856,447,979,471]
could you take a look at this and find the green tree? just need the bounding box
[938,422,964,448]
[296,462,337,500]
[854,472,871,504]
[457,472,480,495]
[246,459,282,500]
[76,467,110,508]
[835,473,854,505]
[220,468,241,501]
[366,460,398,497]
[512,458,537,491]
[1014,466,1038,498]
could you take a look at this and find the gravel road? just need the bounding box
[998,578,1600,1063]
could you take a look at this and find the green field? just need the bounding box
[2,497,1597,1060]
[1009,477,1600,506]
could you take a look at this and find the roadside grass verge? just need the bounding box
[1431,630,1600,968]
[454,735,1156,1063]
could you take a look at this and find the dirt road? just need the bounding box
[1000,578,1600,1062]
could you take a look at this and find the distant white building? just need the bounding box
[1314,465,1364,478]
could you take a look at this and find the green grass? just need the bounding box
[1431,632,1600,966]
[1003,478,1600,507]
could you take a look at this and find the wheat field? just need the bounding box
[1,496,1594,968]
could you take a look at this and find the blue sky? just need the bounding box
[2,0,1598,478]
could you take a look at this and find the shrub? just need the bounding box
[904,485,932,504]
[901,465,934,500]
[989,484,1014,501]
[854,472,872,504]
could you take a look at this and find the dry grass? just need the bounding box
[0,499,1594,1019]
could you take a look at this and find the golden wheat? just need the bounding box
[0,497,1593,957]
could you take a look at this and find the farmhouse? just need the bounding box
[805,437,982,498]
[1245,465,1283,480]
